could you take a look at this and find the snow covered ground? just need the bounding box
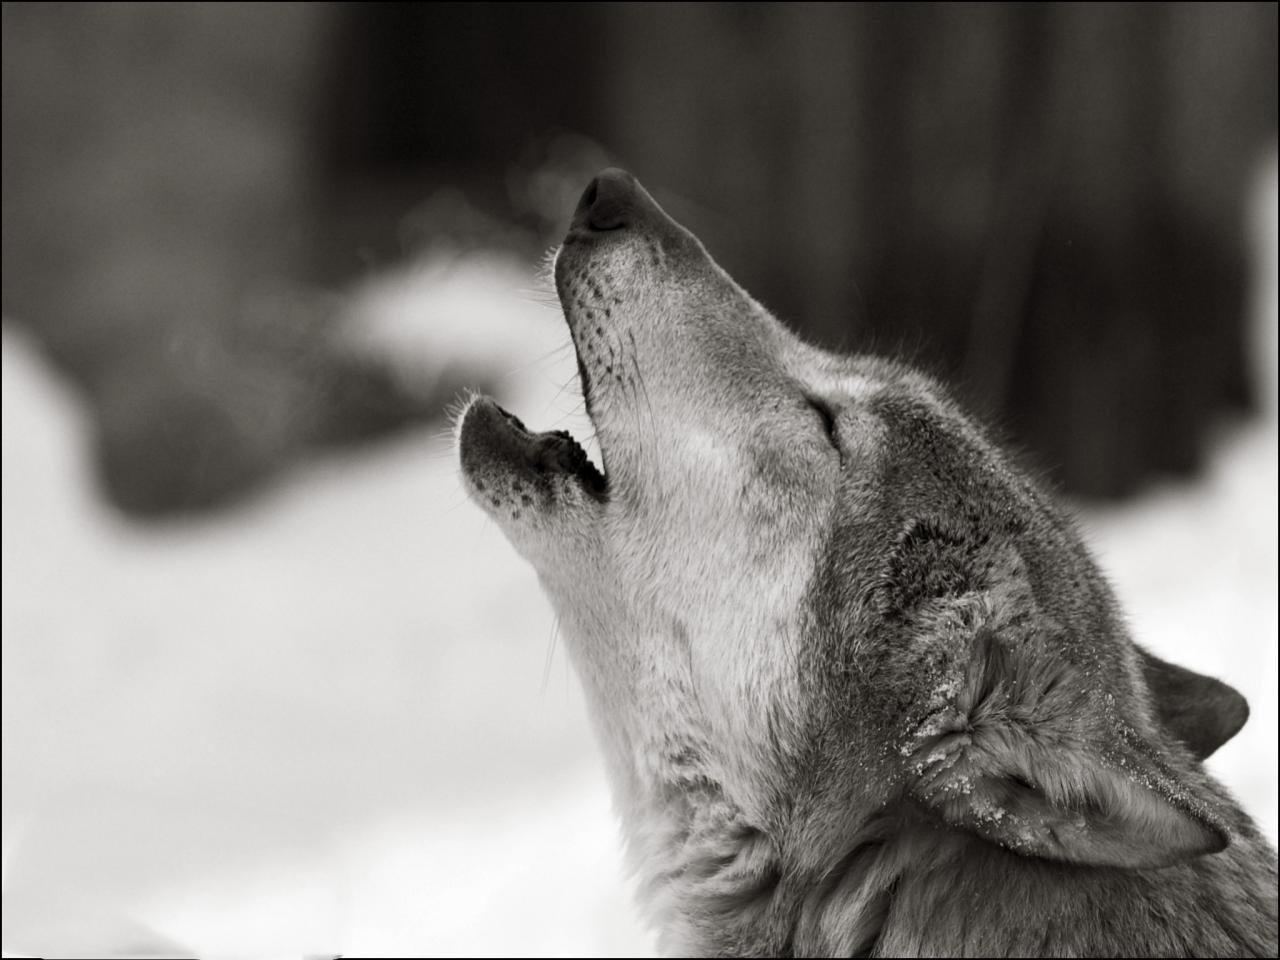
[2,156,1276,958]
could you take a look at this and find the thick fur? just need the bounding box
[456,169,1278,956]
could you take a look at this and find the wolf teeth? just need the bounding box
[537,430,607,495]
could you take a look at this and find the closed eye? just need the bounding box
[807,395,839,449]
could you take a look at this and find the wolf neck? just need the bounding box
[624,785,898,956]
[632,803,1274,957]
[622,770,788,956]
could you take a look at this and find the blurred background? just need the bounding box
[2,3,1276,957]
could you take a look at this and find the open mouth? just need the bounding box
[457,394,608,505]
[460,169,651,515]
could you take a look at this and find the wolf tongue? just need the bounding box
[496,405,531,434]
[542,430,588,471]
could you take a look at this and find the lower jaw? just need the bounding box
[465,396,608,501]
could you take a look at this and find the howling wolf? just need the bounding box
[456,169,1278,956]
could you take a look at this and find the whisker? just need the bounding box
[541,613,562,695]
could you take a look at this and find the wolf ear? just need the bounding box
[908,630,1228,869]
[1137,647,1249,760]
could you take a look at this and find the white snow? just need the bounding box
[2,154,1275,958]
[2,257,646,958]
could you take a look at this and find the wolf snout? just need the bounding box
[571,167,648,232]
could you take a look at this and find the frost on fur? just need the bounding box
[906,623,1229,868]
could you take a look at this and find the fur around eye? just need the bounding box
[808,396,839,446]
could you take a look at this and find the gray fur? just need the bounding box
[456,169,1278,957]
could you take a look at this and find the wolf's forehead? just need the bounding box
[812,369,884,402]
[779,342,926,401]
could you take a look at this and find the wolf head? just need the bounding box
[457,170,1257,953]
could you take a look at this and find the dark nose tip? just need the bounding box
[572,168,640,232]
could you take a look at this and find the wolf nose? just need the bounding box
[572,168,641,232]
